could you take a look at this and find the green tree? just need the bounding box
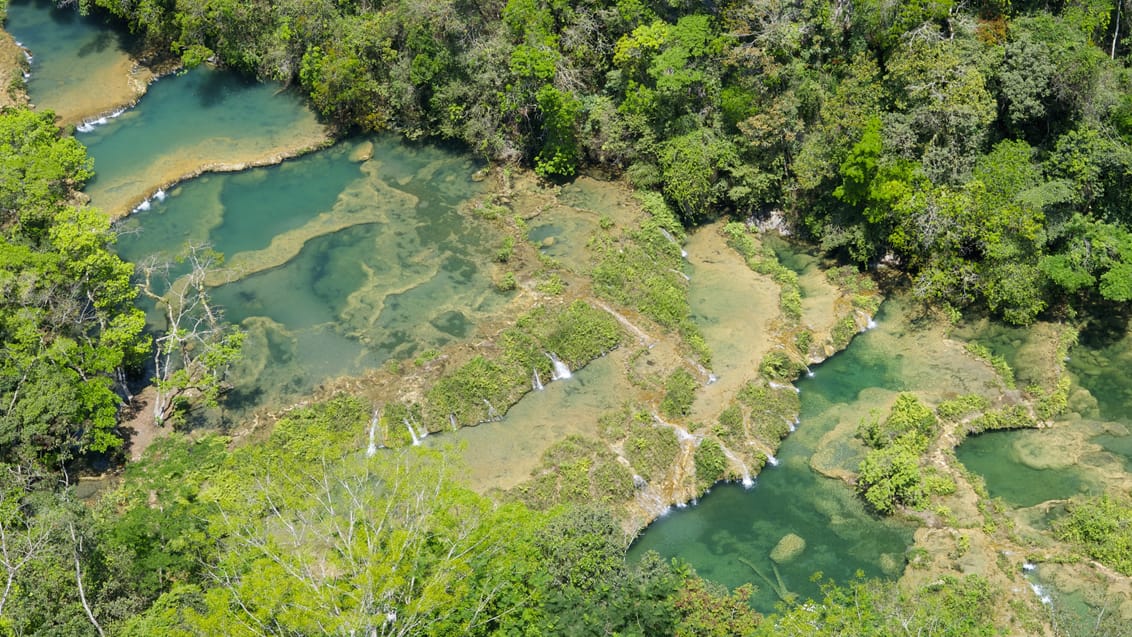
[1,109,147,466]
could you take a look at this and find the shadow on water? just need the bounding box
[194,69,256,108]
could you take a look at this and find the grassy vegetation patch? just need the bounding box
[935,393,991,421]
[660,367,698,419]
[624,424,681,483]
[963,405,1037,436]
[738,380,800,443]
[1054,494,1132,576]
[591,196,709,363]
[510,435,636,510]
[416,300,621,432]
[694,438,729,489]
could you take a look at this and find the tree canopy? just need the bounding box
[0,108,147,468]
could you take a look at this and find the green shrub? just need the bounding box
[495,236,515,262]
[831,314,860,349]
[716,403,744,439]
[660,368,698,419]
[1054,494,1132,575]
[965,405,1036,435]
[624,425,681,482]
[694,438,729,489]
[537,272,566,295]
[856,433,930,514]
[858,393,937,449]
[496,271,517,291]
[793,330,813,357]
[936,393,990,420]
[759,351,798,382]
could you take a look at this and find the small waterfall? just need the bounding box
[482,398,499,420]
[532,367,544,391]
[659,227,688,258]
[719,445,755,488]
[804,365,814,377]
[768,381,801,394]
[403,418,420,446]
[76,106,128,134]
[707,373,718,385]
[788,417,799,433]
[1028,581,1052,605]
[1022,562,1036,572]
[546,352,571,380]
[448,413,459,431]
[765,453,779,467]
[365,408,380,457]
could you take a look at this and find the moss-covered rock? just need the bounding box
[770,533,806,563]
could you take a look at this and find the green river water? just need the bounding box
[627,303,916,612]
[8,0,1132,621]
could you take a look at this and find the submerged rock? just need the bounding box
[349,140,374,162]
[770,533,806,563]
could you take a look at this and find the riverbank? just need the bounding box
[0,29,27,110]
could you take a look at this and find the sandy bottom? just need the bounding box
[685,225,780,424]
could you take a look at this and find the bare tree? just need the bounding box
[0,466,65,618]
[137,245,244,427]
[205,452,524,636]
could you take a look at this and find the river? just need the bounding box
[7,0,1132,623]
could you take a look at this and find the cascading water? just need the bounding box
[532,367,544,391]
[659,227,688,258]
[765,454,779,467]
[546,352,572,380]
[448,413,458,431]
[366,408,380,457]
[482,398,499,420]
[404,419,420,446]
[76,106,127,133]
[720,444,755,488]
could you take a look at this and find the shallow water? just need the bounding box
[953,317,1132,504]
[628,305,917,613]
[116,137,504,413]
[447,355,630,491]
[1068,324,1132,425]
[955,430,1097,507]
[5,0,149,125]
[77,65,326,216]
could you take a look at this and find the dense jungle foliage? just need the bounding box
[80,0,1132,325]
[1,395,1009,636]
